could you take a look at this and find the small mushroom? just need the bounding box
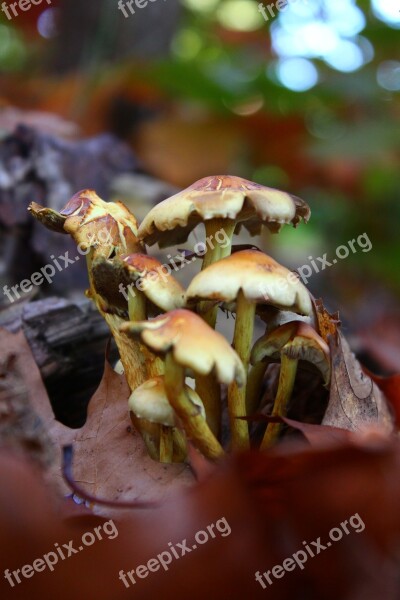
[129,376,205,462]
[138,175,310,271]
[251,321,330,448]
[92,252,186,388]
[29,191,159,457]
[30,191,148,387]
[118,253,185,315]
[91,253,185,319]
[186,250,312,449]
[29,189,142,259]
[121,309,246,460]
[246,307,316,414]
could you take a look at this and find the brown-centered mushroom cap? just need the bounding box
[186,250,312,316]
[121,309,246,386]
[251,321,330,385]
[128,376,205,427]
[92,253,185,315]
[137,175,310,247]
[29,189,141,256]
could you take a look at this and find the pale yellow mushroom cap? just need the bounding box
[128,376,205,426]
[120,254,185,311]
[186,250,312,316]
[138,175,310,247]
[121,309,246,386]
[251,321,330,385]
[92,253,185,314]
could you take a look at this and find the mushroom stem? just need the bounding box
[85,249,97,299]
[127,288,168,460]
[130,412,159,460]
[229,290,254,449]
[113,321,159,458]
[202,219,236,271]
[159,425,174,463]
[194,374,221,437]
[200,219,236,329]
[260,354,298,450]
[164,353,224,460]
[143,349,170,461]
[172,429,187,462]
[128,287,146,321]
[246,362,268,415]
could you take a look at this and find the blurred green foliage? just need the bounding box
[1,0,398,294]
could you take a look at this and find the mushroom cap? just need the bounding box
[120,254,185,311]
[251,321,330,385]
[186,250,312,316]
[137,175,311,247]
[121,309,246,386]
[28,202,68,233]
[128,376,205,426]
[30,190,141,256]
[61,189,141,255]
[92,253,185,315]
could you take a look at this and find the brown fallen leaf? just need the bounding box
[245,414,354,447]
[2,433,400,600]
[365,369,400,429]
[0,328,194,506]
[322,331,394,433]
[312,299,394,433]
[0,353,55,467]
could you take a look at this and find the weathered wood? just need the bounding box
[0,297,117,427]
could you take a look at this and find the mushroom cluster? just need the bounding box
[29,175,328,462]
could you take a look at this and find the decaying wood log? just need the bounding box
[0,297,117,427]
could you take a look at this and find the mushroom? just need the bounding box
[29,189,142,259]
[29,190,147,386]
[121,309,246,460]
[29,190,161,458]
[246,307,316,415]
[92,252,185,374]
[186,250,313,449]
[91,253,185,319]
[129,376,205,462]
[29,190,144,319]
[91,253,186,461]
[251,321,330,449]
[137,175,310,271]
